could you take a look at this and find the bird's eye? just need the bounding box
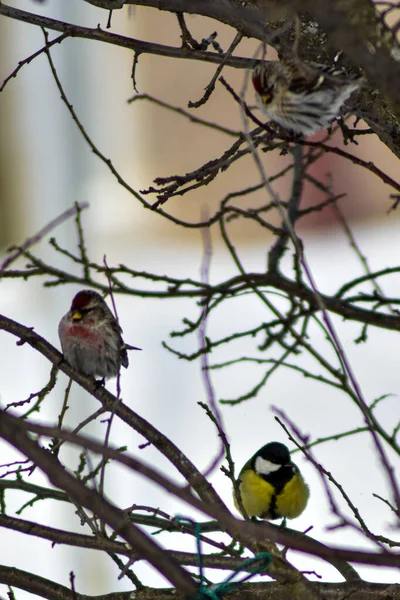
[73,306,93,315]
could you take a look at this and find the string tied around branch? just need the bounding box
[174,516,271,600]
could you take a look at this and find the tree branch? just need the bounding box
[86,0,279,41]
[0,411,197,595]
[0,565,400,600]
[0,3,253,69]
[0,313,227,512]
[0,407,399,572]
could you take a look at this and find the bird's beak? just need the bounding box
[71,309,83,321]
[262,88,273,104]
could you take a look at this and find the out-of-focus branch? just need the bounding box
[85,0,280,41]
[0,514,129,555]
[0,479,68,502]
[0,479,359,580]
[0,405,399,571]
[0,411,198,595]
[0,515,252,571]
[0,565,400,600]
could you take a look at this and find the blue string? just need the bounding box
[174,516,271,600]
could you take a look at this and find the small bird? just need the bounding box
[252,59,362,136]
[233,441,309,520]
[58,290,140,380]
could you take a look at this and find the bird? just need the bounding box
[251,59,362,136]
[58,289,140,380]
[233,441,309,520]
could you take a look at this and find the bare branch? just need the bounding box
[0,203,89,273]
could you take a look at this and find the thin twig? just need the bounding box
[98,256,124,511]
[189,32,243,108]
[0,32,69,92]
[274,412,398,548]
[0,203,89,273]
[198,215,226,479]
[128,93,241,137]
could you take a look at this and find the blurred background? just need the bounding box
[0,0,399,596]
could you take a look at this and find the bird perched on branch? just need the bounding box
[252,59,362,136]
[58,289,140,380]
[233,441,309,520]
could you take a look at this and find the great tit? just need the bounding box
[233,441,309,520]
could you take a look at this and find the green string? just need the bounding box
[174,516,271,600]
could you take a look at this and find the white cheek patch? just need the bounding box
[255,456,282,475]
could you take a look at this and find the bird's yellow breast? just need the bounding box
[275,472,309,519]
[234,469,309,520]
[234,470,275,518]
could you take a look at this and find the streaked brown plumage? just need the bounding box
[58,290,139,379]
[252,60,362,135]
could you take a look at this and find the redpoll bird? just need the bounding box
[252,60,362,135]
[58,290,139,380]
